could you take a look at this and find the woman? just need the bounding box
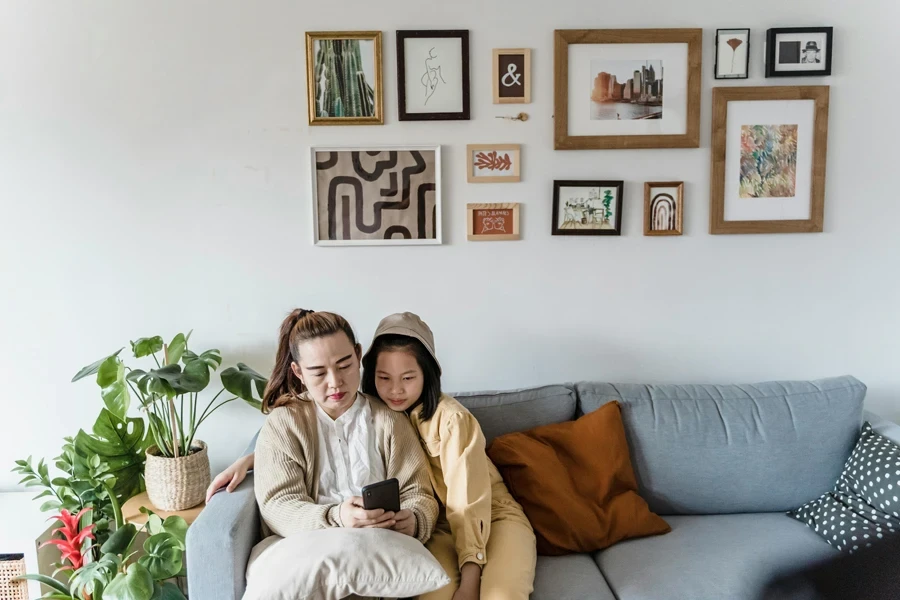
[251,308,437,542]
[211,312,537,600]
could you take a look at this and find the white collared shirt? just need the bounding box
[314,393,386,505]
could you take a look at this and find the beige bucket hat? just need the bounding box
[363,312,442,374]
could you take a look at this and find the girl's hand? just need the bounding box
[390,509,416,537]
[339,496,396,529]
[452,563,482,600]
[206,453,254,503]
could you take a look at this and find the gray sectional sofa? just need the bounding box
[186,375,899,599]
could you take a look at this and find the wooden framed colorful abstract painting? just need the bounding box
[305,31,383,125]
[311,146,441,245]
[709,86,829,234]
[467,203,521,241]
[552,180,624,236]
[493,49,531,104]
[553,28,702,150]
[466,144,521,183]
[644,181,684,236]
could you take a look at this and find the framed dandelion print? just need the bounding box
[466,144,521,183]
[553,28,702,150]
[305,31,383,125]
[715,28,750,79]
[709,86,830,234]
[397,30,470,121]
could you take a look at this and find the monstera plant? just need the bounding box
[72,331,267,510]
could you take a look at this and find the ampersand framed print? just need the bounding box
[493,48,531,104]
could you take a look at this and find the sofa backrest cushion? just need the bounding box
[576,376,866,515]
[452,385,577,445]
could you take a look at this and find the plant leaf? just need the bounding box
[162,516,188,550]
[103,563,155,600]
[13,573,70,594]
[182,349,222,370]
[98,357,131,419]
[151,581,186,600]
[72,348,124,382]
[100,523,137,555]
[173,358,210,394]
[40,500,62,512]
[140,365,181,398]
[75,410,148,501]
[166,333,187,366]
[221,363,267,410]
[131,337,164,359]
[138,533,183,580]
[69,552,119,597]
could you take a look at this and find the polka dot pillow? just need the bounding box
[789,422,900,554]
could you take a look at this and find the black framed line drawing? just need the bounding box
[715,29,750,79]
[766,27,834,77]
[552,180,624,236]
[397,30,470,121]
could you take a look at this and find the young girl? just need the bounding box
[211,312,537,600]
[250,308,437,544]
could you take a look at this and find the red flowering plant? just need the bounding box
[42,507,96,572]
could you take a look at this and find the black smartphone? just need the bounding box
[361,478,401,513]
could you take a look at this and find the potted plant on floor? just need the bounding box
[72,332,267,511]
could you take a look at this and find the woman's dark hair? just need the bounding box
[361,334,442,421]
[262,309,358,414]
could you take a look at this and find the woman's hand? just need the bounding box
[206,453,255,503]
[339,496,396,529]
[390,509,416,537]
[451,562,482,600]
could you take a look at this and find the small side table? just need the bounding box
[122,492,206,526]
[0,493,57,599]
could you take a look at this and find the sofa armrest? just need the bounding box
[863,410,900,446]
[186,474,260,600]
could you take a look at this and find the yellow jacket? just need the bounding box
[411,395,529,568]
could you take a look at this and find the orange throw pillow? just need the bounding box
[487,401,670,555]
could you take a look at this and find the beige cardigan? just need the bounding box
[254,392,438,544]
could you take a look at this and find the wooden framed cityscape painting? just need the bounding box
[467,203,521,241]
[709,86,829,234]
[311,145,442,245]
[305,31,383,126]
[493,48,531,104]
[553,28,702,150]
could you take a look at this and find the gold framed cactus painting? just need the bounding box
[306,31,384,125]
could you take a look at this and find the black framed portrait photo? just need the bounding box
[396,30,471,121]
[766,27,833,77]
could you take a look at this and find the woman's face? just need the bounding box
[291,332,361,419]
[374,350,424,413]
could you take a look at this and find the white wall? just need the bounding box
[2,1,899,491]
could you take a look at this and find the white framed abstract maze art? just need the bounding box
[311,146,442,246]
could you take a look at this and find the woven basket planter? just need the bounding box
[145,441,210,511]
[0,554,27,600]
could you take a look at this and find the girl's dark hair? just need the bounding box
[361,334,442,421]
[262,309,357,413]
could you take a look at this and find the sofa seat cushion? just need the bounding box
[532,555,616,600]
[594,514,837,600]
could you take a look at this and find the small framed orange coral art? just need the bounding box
[467,203,521,241]
[466,144,521,183]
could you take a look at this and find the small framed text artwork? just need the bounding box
[466,144,521,183]
[553,28,702,150]
[467,203,521,241]
[709,86,830,234]
[552,180,624,236]
[305,31,383,125]
[493,49,531,104]
[715,29,750,79]
[644,182,684,236]
[311,145,442,245]
[397,30,470,121]
[766,27,833,77]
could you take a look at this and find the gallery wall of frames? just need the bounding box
[305,26,834,246]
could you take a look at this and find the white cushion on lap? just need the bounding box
[243,529,450,600]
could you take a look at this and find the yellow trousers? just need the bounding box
[420,508,537,600]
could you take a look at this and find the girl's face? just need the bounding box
[291,332,361,419]
[374,350,424,413]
